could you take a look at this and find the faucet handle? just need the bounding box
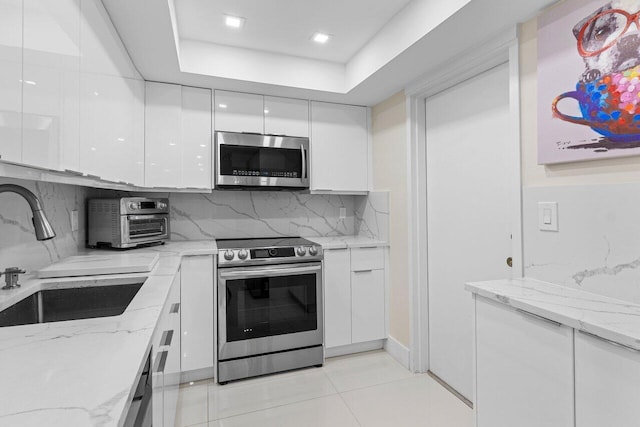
[1,267,26,290]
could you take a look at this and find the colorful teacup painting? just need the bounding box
[538,0,640,164]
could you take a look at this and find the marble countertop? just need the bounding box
[0,240,217,426]
[466,277,640,351]
[306,235,388,249]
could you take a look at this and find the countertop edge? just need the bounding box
[466,278,640,351]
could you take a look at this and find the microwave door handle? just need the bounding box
[301,145,307,179]
[219,264,321,279]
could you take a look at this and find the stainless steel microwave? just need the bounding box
[215,131,310,189]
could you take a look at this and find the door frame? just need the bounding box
[404,26,523,373]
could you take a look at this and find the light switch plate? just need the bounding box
[538,202,558,231]
[339,208,346,219]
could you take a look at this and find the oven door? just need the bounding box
[215,132,309,188]
[218,262,322,360]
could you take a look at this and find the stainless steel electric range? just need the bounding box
[216,237,324,383]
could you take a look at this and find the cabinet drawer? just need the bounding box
[351,247,384,271]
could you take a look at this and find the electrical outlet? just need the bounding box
[70,210,79,232]
[339,207,346,219]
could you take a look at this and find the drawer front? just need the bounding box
[350,247,384,271]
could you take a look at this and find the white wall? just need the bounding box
[520,15,640,303]
[371,91,410,347]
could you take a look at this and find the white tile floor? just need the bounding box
[174,350,474,427]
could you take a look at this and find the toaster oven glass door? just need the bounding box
[125,215,168,241]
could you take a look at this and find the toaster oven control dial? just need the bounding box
[223,250,235,261]
[128,201,138,210]
[308,246,318,256]
[296,246,307,256]
[157,202,167,210]
[237,249,248,260]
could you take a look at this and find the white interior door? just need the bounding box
[426,62,513,401]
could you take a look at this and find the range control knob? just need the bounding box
[223,250,235,261]
[128,202,138,210]
[157,202,167,210]
[237,249,249,260]
[296,246,307,256]
[308,246,318,256]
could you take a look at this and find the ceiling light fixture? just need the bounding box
[312,32,330,44]
[225,15,245,29]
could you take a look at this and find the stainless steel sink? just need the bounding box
[0,278,145,328]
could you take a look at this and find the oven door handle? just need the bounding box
[219,264,321,279]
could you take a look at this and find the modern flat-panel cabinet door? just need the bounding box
[214,90,263,134]
[310,101,368,192]
[22,0,80,171]
[146,82,212,189]
[181,86,212,189]
[180,255,214,375]
[351,269,385,343]
[264,96,309,137]
[145,82,182,187]
[575,331,640,427]
[475,296,574,427]
[324,248,351,348]
[0,0,23,164]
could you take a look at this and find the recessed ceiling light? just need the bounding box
[218,103,228,109]
[225,15,245,29]
[312,32,330,44]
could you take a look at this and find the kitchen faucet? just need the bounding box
[0,184,56,289]
[0,184,56,241]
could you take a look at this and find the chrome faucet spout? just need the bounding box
[0,184,56,240]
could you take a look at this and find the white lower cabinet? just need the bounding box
[575,331,640,427]
[324,246,386,350]
[475,296,574,427]
[351,269,385,343]
[180,255,214,376]
[324,248,351,348]
[152,268,181,427]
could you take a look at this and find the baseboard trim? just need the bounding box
[427,370,473,408]
[384,336,410,369]
[325,340,384,358]
[180,367,215,384]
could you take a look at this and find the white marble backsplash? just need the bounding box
[523,183,640,304]
[355,191,390,242]
[167,191,356,240]
[0,178,94,273]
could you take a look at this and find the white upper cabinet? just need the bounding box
[80,74,144,185]
[310,101,369,192]
[264,96,309,137]
[181,86,212,189]
[146,82,212,189]
[145,82,182,187]
[0,0,23,164]
[214,90,263,134]
[22,0,80,171]
[78,0,144,184]
[214,91,310,137]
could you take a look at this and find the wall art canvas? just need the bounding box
[538,0,640,164]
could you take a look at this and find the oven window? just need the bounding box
[219,145,302,178]
[128,217,166,238]
[225,273,317,341]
